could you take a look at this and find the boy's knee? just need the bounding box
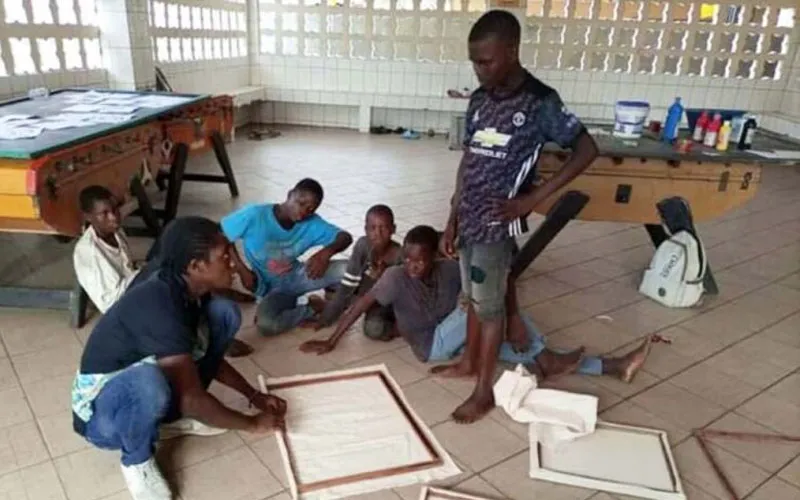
[207,297,242,341]
[133,364,172,418]
[363,317,393,341]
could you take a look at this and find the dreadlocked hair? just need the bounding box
[153,216,223,274]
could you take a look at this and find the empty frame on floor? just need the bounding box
[530,421,686,500]
[267,364,460,500]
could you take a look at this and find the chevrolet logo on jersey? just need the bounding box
[469,128,511,159]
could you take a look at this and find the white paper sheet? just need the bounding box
[0,125,44,139]
[94,104,139,114]
[268,365,460,500]
[493,364,597,447]
[135,94,193,108]
[0,114,35,124]
[63,90,106,103]
[63,104,100,113]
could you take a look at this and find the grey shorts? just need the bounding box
[458,239,515,321]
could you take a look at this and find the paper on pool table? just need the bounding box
[267,365,460,500]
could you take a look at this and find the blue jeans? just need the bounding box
[82,296,241,466]
[427,307,603,375]
[256,260,346,336]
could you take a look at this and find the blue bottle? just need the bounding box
[662,97,684,143]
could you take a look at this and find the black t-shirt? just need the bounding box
[78,269,204,375]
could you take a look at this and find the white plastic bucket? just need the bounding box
[613,101,650,139]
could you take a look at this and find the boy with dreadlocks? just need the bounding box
[438,10,599,423]
[72,217,286,500]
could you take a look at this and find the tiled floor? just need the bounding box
[1,127,799,500]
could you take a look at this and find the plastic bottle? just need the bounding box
[662,97,684,143]
[737,116,758,150]
[716,120,732,151]
[730,115,746,144]
[692,111,709,142]
[703,113,722,147]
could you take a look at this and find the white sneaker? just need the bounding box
[121,458,172,500]
[159,418,228,440]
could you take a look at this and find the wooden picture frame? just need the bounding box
[267,365,460,499]
[529,421,686,500]
[418,486,497,500]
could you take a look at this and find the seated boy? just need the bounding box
[300,225,652,384]
[315,204,403,340]
[74,185,253,358]
[72,217,286,500]
[222,178,353,336]
[73,186,140,314]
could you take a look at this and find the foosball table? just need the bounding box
[0,88,240,325]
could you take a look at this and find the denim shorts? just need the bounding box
[458,239,515,321]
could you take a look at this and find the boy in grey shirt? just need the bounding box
[315,205,403,340]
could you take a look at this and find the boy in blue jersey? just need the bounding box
[437,11,599,423]
[222,178,353,336]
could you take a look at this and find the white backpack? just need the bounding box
[639,229,707,308]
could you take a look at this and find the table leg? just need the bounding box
[181,132,240,197]
[162,142,189,224]
[509,190,590,280]
[128,176,162,238]
[70,281,89,329]
[644,197,719,295]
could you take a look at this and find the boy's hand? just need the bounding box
[492,195,536,222]
[439,223,457,259]
[250,393,287,416]
[299,338,335,355]
[249,410,286,433]
[267,259,293,275]
[305,250,332,280]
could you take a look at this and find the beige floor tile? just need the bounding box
[265,492,291,500]
[345,490,404,499]
[11,343,82,386]
[544,258,631,289]
[779,455,800,489]
[760,312,800,348]
[402,378,471,427]
[599,401,691,446]
[433,418,527,473]
[524,300,591,334]
[248,435,290,488]
[157,430,245,474]
[628,382,727,433]
[669,363,763,409]
[702,347,795,390]
[97,491,134,500]
[0,309,80,356]
[320,331,405,368]
[579,363,660,400]
[710,269,771,304]
[0,460,67,500]
[344,350,429,387]
[0,357,19,392]
[22,374,74,418]
[0,420,50,476]
[765,372,800,407]
[746,477,800,500]
[38,410,91,459]
[551,278,643,320]
[481,453,595,500]
[0,386,33,428]
[54,447,127,500]
[728,335,800,371]
[672,438,770,500]
[452,475,505,499]
[539,374,624,413]
[601,300,698,339]
[636,325,727,379]
[737,392,800,435]
[726,244,800,281]
[547,319,637,357]
[705,412,800,474]
[779,272,800,290]
[251,343,340,378]
[390,456,473,499]
[514,275,577,307]
[172,446,282,500]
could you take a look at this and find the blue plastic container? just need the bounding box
[662,97,684,143]
[686,108,746,132]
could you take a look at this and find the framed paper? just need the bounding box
[418,486,497,500]
[267,365,460,500]
[529,421,686,500]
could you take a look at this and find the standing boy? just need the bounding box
[439,11,599,423]
[315,204,403,340]
[221,178,353,336]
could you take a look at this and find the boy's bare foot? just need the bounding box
[225,339,254,358]
[430,360,477,378]
[618,336,653,383]
[535,347,585,380]
[506,313,529,353]
[452,390,494,424]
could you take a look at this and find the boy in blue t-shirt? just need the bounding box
[438,11,599,424]
[222,178,353,336]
